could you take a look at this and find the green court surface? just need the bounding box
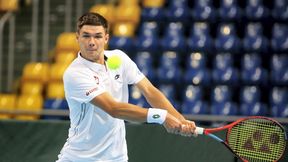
[0,120,287,162]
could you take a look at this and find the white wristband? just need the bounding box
[147,108,167,124]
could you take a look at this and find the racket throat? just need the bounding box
[221,142,247,162]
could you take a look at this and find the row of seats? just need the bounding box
[90,0,288,24]
[109,21,288,53]
[18,51,288,89]
[19,32,79,100]
[0,94,68,120]
[141,0,288,22]
[1,84,286,120]
[134,51,288,86]
[0,28,79,120]
[129,85,288,118]
[89,0,141,27]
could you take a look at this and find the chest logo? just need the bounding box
[115,74,120,80]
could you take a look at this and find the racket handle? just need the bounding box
[195,127,204,135]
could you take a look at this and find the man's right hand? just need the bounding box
[163,113,182,134]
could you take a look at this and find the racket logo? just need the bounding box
[243,130,281,154]
[152,114,160,119]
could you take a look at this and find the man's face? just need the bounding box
[76,25,109,62]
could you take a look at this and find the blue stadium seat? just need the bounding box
[185,52,207,70]
[141,5,165,22]
[271,104,288,117]
[187,22,213,52]
[271,23,288,52]
[212,53,239,85]
[182,100,209,115]
[210,85,238,116]
[239,86,268,115]
[157,65,182,84]
[272,0,288,21]
[159,84,177,101]
[135,36,159,53]
[167,0,187,8]
[159,51,180,68]
[159,84,180,109]
[240,86,261,104]
[138,21,159,37]
[133,51,156,82]
[134,51,153,68]
[182,85,203,102]
[160,22,187,52]
[135,22,160,52]
[270,87,288,106]
[215,24,241,53]
[240,102,268,116]
[239,86,268,116]
[184,68,211,86]
[157,51,182,84]
[181,85,209,114]
[270,87,288,117]
[270,54,288,85]
[163,22,185,37]
[241,53,268,85]
[129,85,149,107]
[211,102,238,116]
[43,99,69,120]
[109,37,134,53]
[191,0,216,21]
[245,0,269,21]
[184,52,210,85]
[165,0,190,23]
[211,85,232,103]
[243,23,269,53]
[218,0,242,21]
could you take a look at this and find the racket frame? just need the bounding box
[196,116,287,162]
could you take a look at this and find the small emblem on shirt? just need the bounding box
[114,74,120,80]
[86,87,97,96]
[94,76,99,84]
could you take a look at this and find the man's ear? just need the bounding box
[105,34,109,44]
[75,32,79,42]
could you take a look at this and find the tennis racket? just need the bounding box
[195,116,287,162]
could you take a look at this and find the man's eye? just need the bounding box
[82,35,90,38]
[95,35,102,39]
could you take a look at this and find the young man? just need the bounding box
[56,12,197,162]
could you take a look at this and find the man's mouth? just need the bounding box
[87,49,97,52]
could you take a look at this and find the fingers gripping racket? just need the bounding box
[195,116,287,162]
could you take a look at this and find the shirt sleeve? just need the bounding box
[63,68,105,103]
[118,50,145,85]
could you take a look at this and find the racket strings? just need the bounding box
[227,118,286,162]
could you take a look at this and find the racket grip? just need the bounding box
[195,127,204,135]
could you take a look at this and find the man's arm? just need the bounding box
[90,92,182,130]
[135,77,185,120]
[135,77,196,136]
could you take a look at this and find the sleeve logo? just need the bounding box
[152,114,160,119]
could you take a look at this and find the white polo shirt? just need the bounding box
[57,49,145,162]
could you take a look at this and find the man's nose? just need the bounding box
[88,38,95,47]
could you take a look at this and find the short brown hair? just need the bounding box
[77,12,109,33]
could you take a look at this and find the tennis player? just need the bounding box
[56,12,197,162]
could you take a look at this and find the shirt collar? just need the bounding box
[77,52,107,72]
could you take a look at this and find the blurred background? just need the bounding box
[0,0,287,162]
[0,0,287,123]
